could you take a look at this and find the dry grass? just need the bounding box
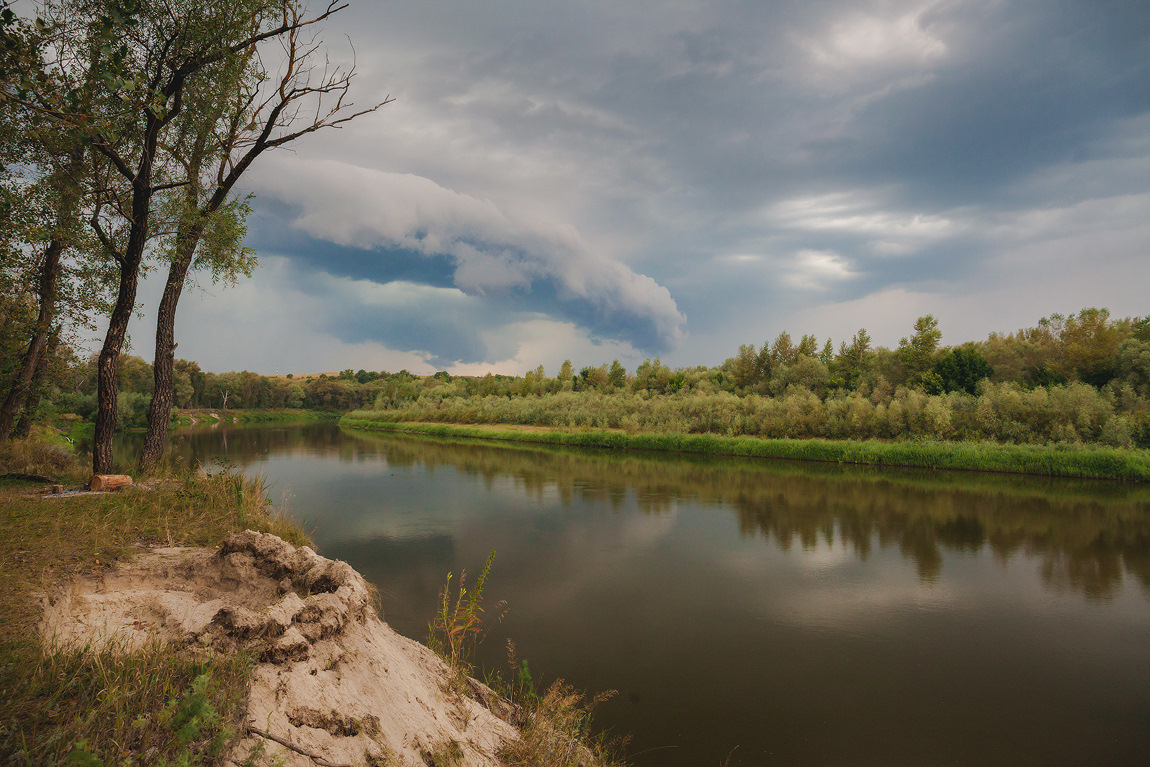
[428,556,627,767]
[0,428,87,483]
[498,681,626,767]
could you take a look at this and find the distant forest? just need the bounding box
[6,308,1149,447]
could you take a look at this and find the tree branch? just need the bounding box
[246,726,352,767]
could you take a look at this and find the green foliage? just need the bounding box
[343,415,1150,481]
[427,550,499,687]
[897,315,942,387]
[3,646,248,767]
[608,360,627,389]
[835,328,873,389]
[934,346,992,395]
[1115,338,1150,397]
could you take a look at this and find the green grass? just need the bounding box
[341,418,1150,482]
[169,408,341,428]
[0,435,309,764]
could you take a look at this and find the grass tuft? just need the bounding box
[499,681,626,767]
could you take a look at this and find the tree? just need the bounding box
[558,359,573,384]
[797,334,819,358]
[608,360,627,389]
[4,1,366,473]
[578,364,608,391]
[1114,337,1150,397]
[933,346,992,395]
[897,315,942,388]
[770,331,798,368]
[139,2,390,471]
[1057,308,1122,387]
[731,344,760,391]
[835,329,873,390]
[819,338,834,365]
[0,11,100,439]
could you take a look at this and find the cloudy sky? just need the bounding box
[130,0,1150,375]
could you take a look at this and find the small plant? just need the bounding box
[427,550,501,686]
[424,557,625,767]
[502,639,539,711]
[422,737,464,767]
[498,681,625,767]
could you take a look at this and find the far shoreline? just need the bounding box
[339,416,1150,483]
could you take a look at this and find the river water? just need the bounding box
[122,421,1150,766]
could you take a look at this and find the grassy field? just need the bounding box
[0,436,308,765]
[341,417,1150,482]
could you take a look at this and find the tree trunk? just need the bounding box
[139,253,195,472]
[0,238,63,439]
[14,332,59,438]
[93,261,141,474]
[92,169,154,473]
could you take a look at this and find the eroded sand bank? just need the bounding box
[39,531,516,766]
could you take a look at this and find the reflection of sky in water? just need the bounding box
[149,424,1150,767]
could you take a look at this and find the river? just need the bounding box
[117,421,1150,766]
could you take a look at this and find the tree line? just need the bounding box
[0,0,386,473]
[4,308,1149,449]
[352,309,1149,448]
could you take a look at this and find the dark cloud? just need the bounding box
[194,0,1150,372]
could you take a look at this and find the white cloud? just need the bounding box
[771,191,958,239]
[783,249,859,290]
[121,258,439,374]
[989,193,1150,246]
[797,4,948,71]
[769,190,962,259]
[113,257,664,376]
[446,318,645,377]
[247,155,686,346]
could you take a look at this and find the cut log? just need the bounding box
[89,474,133,492]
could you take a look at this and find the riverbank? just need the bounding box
[0,471,518,764]
[0,455,319,764]
[0,435,622,765]
[340,417,1150,482]
[36,529,518,765]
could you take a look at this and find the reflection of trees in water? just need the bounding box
[116,421,348,467]
[345,429,1150,600]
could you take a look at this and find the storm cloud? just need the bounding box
[127,0,1149,374]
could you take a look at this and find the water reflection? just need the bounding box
[115,422,1150,766]
[333,429,1150,601]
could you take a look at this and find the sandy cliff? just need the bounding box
[39,531,516,766]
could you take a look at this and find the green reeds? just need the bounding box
[340,418,1150,481]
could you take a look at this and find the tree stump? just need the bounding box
[89,474,133,492]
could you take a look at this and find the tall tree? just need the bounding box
[140,3,389,470]
[836,328,873,390]
[0,142,87,438]
[0,10,94,438]
[896,314,942,388]
[3,0,354,473]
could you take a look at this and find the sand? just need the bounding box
[38,531,517,766]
